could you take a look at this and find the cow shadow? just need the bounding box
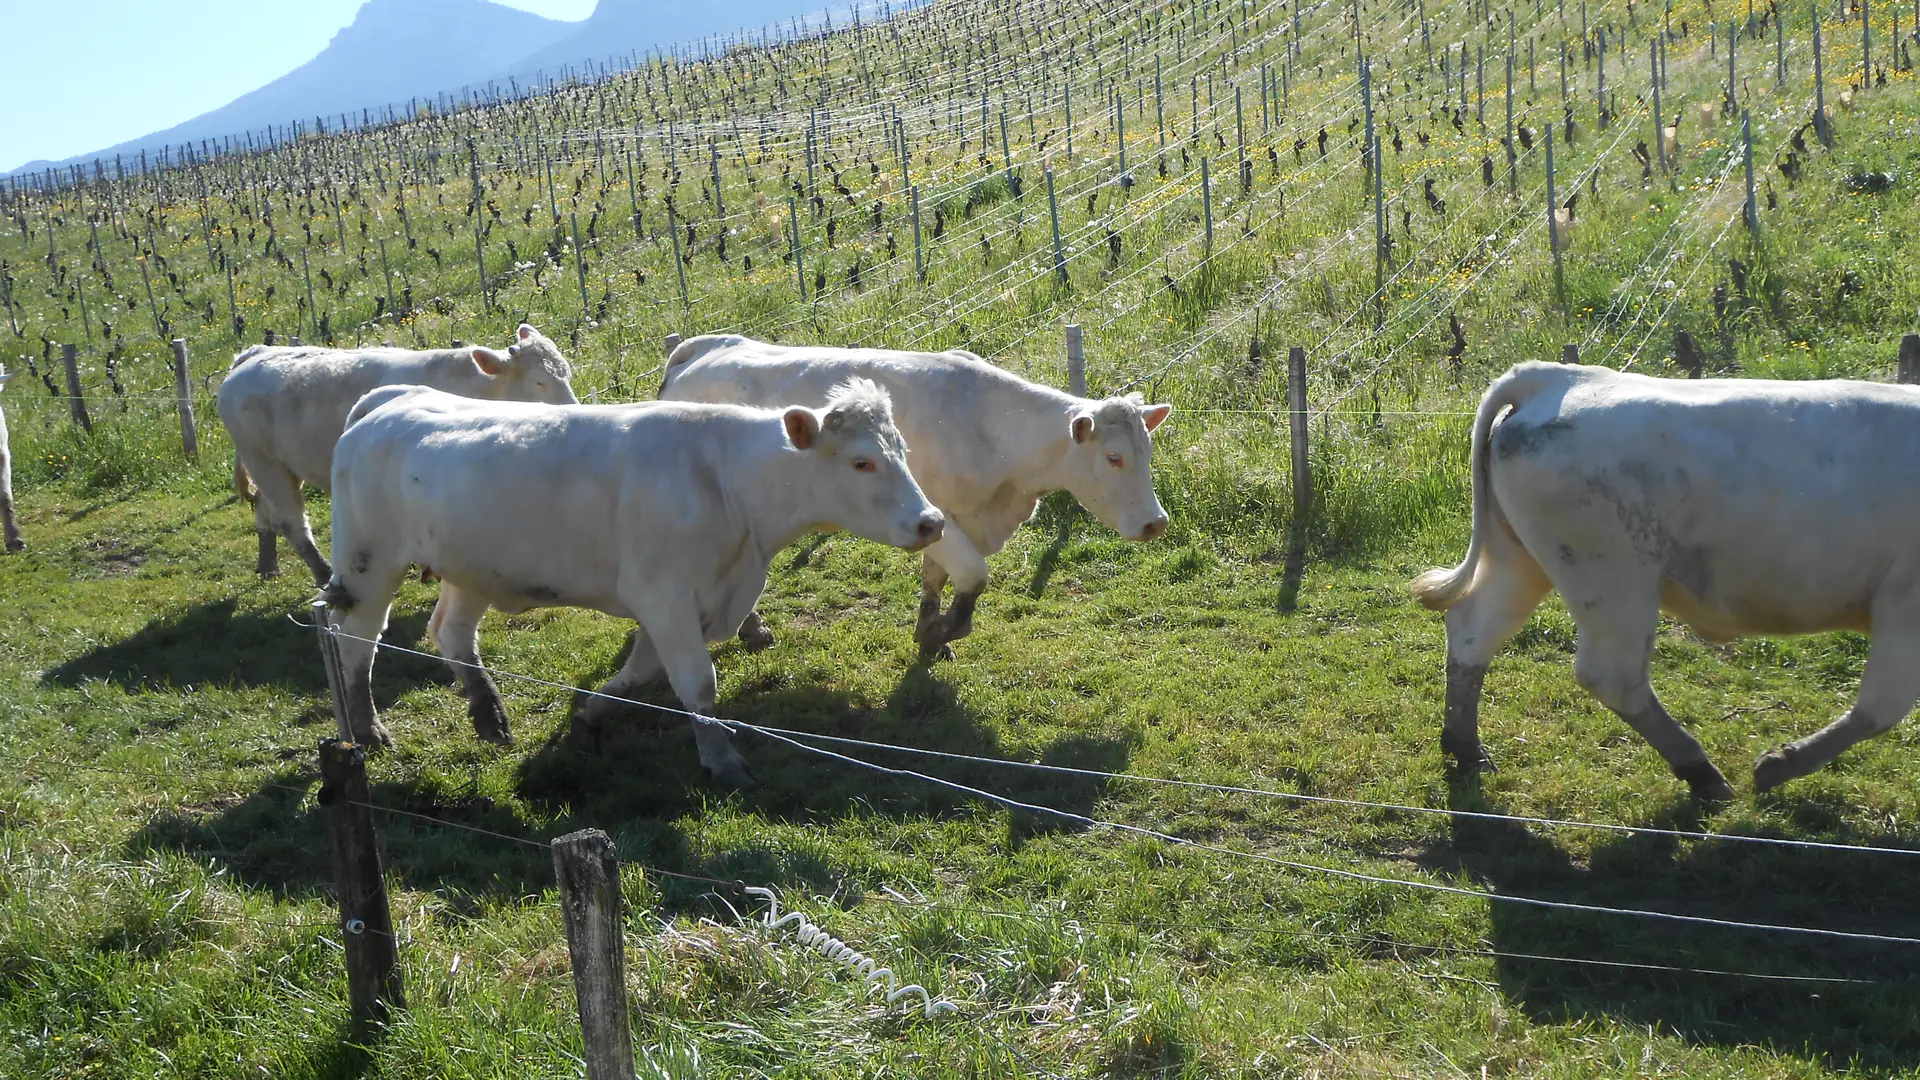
[515,646,1138,848]
[1432,771,1920,1069]
[42,597,443,702]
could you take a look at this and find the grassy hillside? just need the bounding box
[4,0,1920,1076]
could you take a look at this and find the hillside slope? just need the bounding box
[7,0,576,174]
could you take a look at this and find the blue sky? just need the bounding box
[0,0,595,174]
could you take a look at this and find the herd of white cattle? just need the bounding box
[1,326,1916,799]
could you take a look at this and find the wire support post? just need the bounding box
[552,828,638,1080]
[318,738,404,1037]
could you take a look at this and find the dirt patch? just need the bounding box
[80,537,148,575]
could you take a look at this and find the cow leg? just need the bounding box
[251,462,330,584]
[243,458,285,577]
[1567,589,1732,801]
[324,569,404,750]
[737,610,777,653]
[0,473,21,553]
[1754,607,1920,794]
[915,528,989,662]
[255,524,279,577]
[1439,550,1552,770]
[432,583,511,745]
[287,524,332,588]
[630,589,755,789]
[571,627,667,749]
[915,558,952,661]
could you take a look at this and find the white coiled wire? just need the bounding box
[743,886,958,1019]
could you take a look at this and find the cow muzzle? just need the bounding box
[1137,515,1170,542]
[906,512,945,551]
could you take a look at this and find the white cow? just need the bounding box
[323,379,944,788]
[218,324,577,584]
[1413,361,1920,800]
[660,335,1172,661]
[0,366,22,553]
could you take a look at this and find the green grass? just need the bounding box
[6,0,1920,1075]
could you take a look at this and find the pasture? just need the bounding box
[4,0,1920,1075]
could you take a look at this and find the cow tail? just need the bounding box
[1409,365,1548,611]
[233,457,258,506]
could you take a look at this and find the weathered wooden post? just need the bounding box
[1199,156,1214,253]
[1563,343,1582,364]
[1898,333,1920,384]
[666,202,689,311]
[1653,41,1666,171]
[788,194,807,300]
[570,211,593,316]
[1285,345,1312,586]
[1777,8,1787,86]
[170,339,199,462]
[1864,0,1873,82]
[318,738,405,1035]
[1814,10,1833,147]
[552,829,637,1080]
[664,333,682,357]
[1065,324,1087,397]
[1546,127,1567,313]
[61,344,91,433]
[467,139,489,312]
[1742,112,1760,244]
[910,186,925,284]
[626,146,643,239]
[1047,170,1067,286]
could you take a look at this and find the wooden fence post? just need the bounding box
[552,829,637,1080]
[1287,346,1311,540]
[318,739,404,1035]
[1546,127,1567,313]
[170,339,199,462]
[1563,343,1582,364]
[1047,170,1067,286]
[1898,334,1920,384]
[1065,324,1086,397]
[61,344,91,433]
[663,333,682,357]
[910,186,925,284]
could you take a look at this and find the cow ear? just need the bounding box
[471,347,507,376]
[1142,403,1172,432]
[517,323,536,342]
[1070,413,1096,444]
[783,406,820,450]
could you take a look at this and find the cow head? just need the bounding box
[471,323,578,405]
[783,378,944,552]
[1061,395,1173,541]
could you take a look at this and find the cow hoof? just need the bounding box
[1674,761,1735,801]
[358,721,396,750]
[917,641,956,664]
[739,624,777,653]
[1439,732,1495,772]
[1752,748,1799,795]
[6,538,25,554]
[1690,777,1737,802]
[706,758,759,790]
[257,564,282,578]
[470,704,514,746]
[567,717,605,754]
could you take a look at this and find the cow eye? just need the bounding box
[1107,452,1124,467]
[852,457,876,473]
